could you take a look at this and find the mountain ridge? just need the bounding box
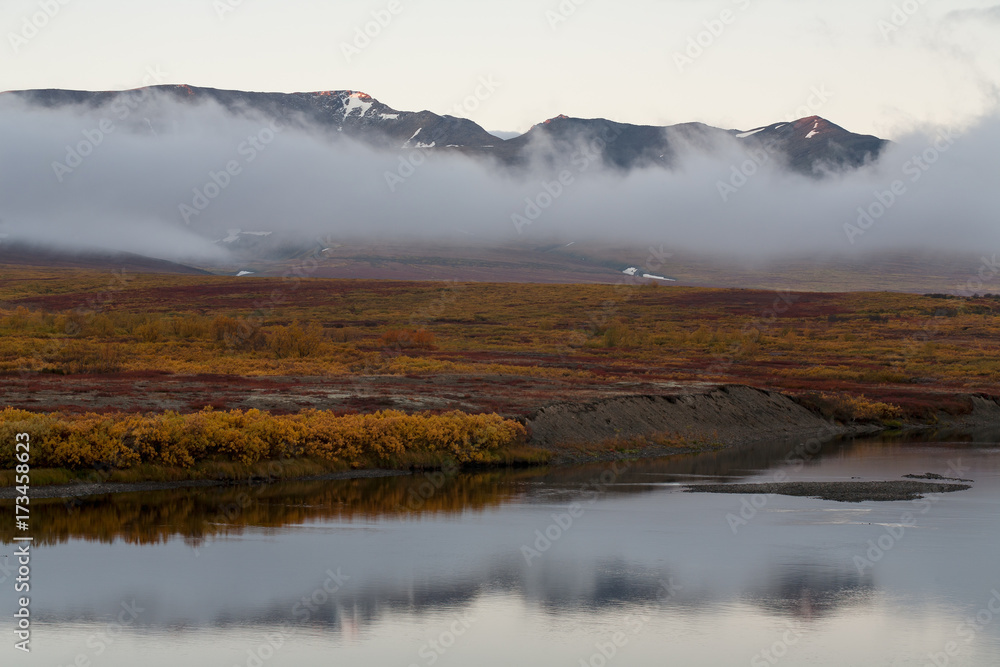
[4,85,889,174]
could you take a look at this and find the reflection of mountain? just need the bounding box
[744,561,876,620]
[29,550,879,633]
[34,554,681,631]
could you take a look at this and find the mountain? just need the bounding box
[728,116,887,173]
[460,116,730,170]
[0,241,211,275]
[4,85,888,174]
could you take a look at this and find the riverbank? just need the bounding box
[3,384,999,499]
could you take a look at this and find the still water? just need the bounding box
[3,434,1000,666]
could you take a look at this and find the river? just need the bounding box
[2,433,999,666]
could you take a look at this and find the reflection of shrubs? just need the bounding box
[0,407,527,470]
[379,328,436,350]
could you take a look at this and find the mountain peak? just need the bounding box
[792,115,836,139]
[532,114,571,129]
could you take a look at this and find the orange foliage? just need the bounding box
[379,328,436,350]
[0,407,526,470]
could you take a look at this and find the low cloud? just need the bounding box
[945,5,1000,22]
[0,93,997,263]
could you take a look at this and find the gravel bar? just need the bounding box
[685,480,973,502]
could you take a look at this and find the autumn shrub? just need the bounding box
[858,369,910,384]
[54,311,88,337]
[267,322,325,358]
[170,314,210,339]
[0,407,526,471]
[600,319,642,348]
[135,320,162,343]
[210,315,267,351]
[328,326,361,343]
[379,328,436,350]
[88,314,116,337]
[56,341,123,374]
[794,392,903,422]
[210,315,240,343]
[4,306,32,331]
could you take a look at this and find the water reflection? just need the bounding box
[1,435,998,666]
[745,561,876,619]
[1,434,887,546]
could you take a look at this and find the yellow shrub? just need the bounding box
[0,407,526,470]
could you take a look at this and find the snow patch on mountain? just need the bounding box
[403,127,423,148]
[218,229,273,244]
[343,92,373,118]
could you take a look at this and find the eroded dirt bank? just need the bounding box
[527,385,869,449]
[525,385,1000,455]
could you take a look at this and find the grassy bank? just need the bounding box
[0,406,544,487]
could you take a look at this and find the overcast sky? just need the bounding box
[2,0,999,137]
